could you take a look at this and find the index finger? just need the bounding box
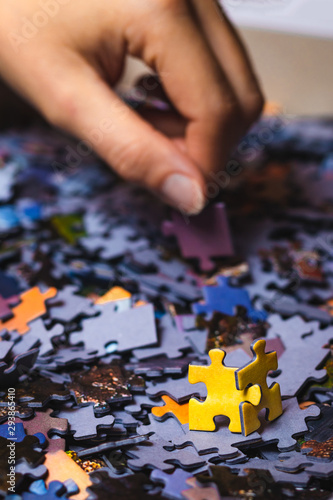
[137,1,243,176]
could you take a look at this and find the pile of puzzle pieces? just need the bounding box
[0,113,333,500]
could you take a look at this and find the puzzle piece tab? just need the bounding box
[188,349,261,435]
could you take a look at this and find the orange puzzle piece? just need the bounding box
[95,286,131,305]
[0,286,57,334]
[44,450,92,500]
[152,395,189,425]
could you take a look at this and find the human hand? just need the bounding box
[0,0,264,214]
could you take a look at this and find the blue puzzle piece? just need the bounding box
[22,480,78,499]
[0,422,26,441]
[192,276,267,322]
[0,423,47,448]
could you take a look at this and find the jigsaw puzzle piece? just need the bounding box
[70,303,157,355]
[192,277,266,322]
[152,395,189,425]
[0,287,57,334]
[80,225,148,261]
[266,315,333,396]
[126,434,205,472]
[189,349,261,435]
[16,408,68,453]
[22,480,79,500]
[182,477,220,500]
[227,455,310,488]
[87,470,163,500]
[0,348,39,388]
[133,313,193,360]
[0,294,19,321]
[57,404,115,440]
[150,468,193,500]
[146,373,207,403]
[162,203,233,271]
[259,398,321,451]
[235,339,282,429]
[48,286,96,323]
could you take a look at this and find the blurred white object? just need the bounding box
[220,0,333,114]
[221,0,333,39]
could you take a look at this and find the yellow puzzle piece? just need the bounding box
[188,349,262,436]
[235,339,282,428]
[0,286,57,335]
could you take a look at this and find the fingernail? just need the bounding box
[161,174,205,215]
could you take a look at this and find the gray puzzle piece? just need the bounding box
[174,420,262,461]
[22,319,64,357]
[0,348,39,386]
[227,456,310,488]
[125,356,194,378]
[146,375,207,403]
[111,409,138,428]
[83,211,110,236]
[124,395,164,416]
[129,248,189,280]
[276,451,333,479]
[0,162,19,203]
[70,303,157,355]
[137,414,185,444]
[266,315,333,396]
[10,335,39,358]
[270,296,331,324]
[245,256,289,301]
[126,434,205,472]
[137,274,201,302]
[57,404,115,440]
[80,226,148,260]
[0,340,14,361]
[133,314,194,361]
[150,468,193,500]
[258,398,321,452]
[38,346,98,369]
[48,286,96,323]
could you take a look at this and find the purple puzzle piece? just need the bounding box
[0,294,19,321]
[162,203,233,271]
[16,408,68,453]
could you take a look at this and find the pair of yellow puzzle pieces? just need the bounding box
[188,339,283,436]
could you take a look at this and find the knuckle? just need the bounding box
[243,90,265,123]
[204,91,241,126]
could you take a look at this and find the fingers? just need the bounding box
[190,0,264,129]
[35,49,206,215]
[136,0,243,176]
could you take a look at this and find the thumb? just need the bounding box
[41,56,206,215]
